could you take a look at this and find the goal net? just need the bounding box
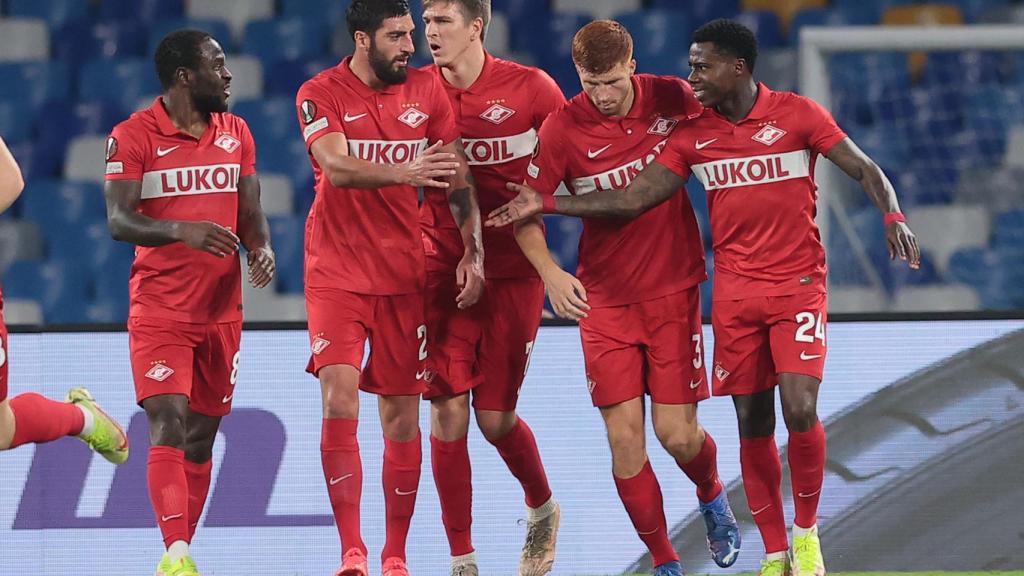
[800,25,1024,313]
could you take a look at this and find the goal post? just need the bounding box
[798,25,1024,311]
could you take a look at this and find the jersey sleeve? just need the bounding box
[654,131,692,179]
[104,122,146,181]
[524,115,568,195]
[426,74,461,146]
[800,96,847,156]
[529,69,566,129]
[296,80,344,150]
[238,118,257,177]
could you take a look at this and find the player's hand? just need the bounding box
[247,245,276,289]
[177,221,240,257]
[455,248,484,309]
[403,140,458,188]
[543,268,590,320]
[485,183,544,227]
[887,221,920,270]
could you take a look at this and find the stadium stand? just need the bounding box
[0,0,1021,323]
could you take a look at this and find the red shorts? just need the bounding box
[128,316,242,417]
[305,287,426,397]
[579,287,708,408]
[1,309,8,402]
[423,275,544,411]
[711,291,828,396]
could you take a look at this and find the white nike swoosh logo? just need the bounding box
[751,504,771,516]
[161,513,184,522]
[395,488,418,496]
[689,379,703,389]
[587,144,612,158]
[222,395,233,403]
[416,370,427,380]
[695,139,717,150]
[800,352,823,361]
[330,473,354,486]
[797,488,822,498]
[344,113,367,122]
[156,145,180,157]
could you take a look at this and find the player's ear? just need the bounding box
[354,30,370,51]
[175,66,190,86]
[628,59,637,75]
[472,17,484,42]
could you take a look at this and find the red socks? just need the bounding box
[431,434,473,556]
[491,418,551,508]
[381,433,422,562]
[147,445,189,547]
[740,435,788,554]
[321,418,366,556]
[183,458,212,542]
[8,393,84,448]
[788,420,826,528]
[676,431,724,503]
[614,461,679,566]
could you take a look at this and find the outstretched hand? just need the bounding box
[485,182,545,227]
[887,221,921,270]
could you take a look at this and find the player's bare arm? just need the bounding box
[311,132,460,189]
[0,136,25,213]
[237,174,275,289]
[104,179,240,257]
[827,137,921,269]
[444,140,485,309]
[513,216,590,320]
[487,163,685,227]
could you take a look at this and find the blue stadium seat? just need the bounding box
[268,216,305,294]
[830,53,911,118]
[947,247,991,288]
[921,51,1008,88]
[981,246,1024,309]
[3,260,91,324]
[543,215,582,273]
[832,0,887,24]
[965,86,1024,160]
[54,21,147,67]
[78,58,162,114]
[7,0,91,30]
[789,9,852,45]
[99,0,184,23]
[896,162,956,206]
[733,11,783,48]
[616,10,691,76]
[265,58,335,97]
[846,126,911,172]
[993,208,1024,247]
[7,141,62,181]
[494,0,551,38]
[956,0,1011,22]
[258,138,313,191]
[242,19,330,68]
[147,18,234,55]
[36,99,124,158]
[232,97,297,147]
[20,180,106,234]
[0,62,72,112]
[649,0,739,24]
[86,297,129,323]
[281,0,348,24]
[0,100,34,145]
[519,13,588,70]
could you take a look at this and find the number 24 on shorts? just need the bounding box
[795,311,826,345]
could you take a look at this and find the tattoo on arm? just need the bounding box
[556,163,685,218]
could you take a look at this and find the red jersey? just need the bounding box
[656,84,847,301]
[297,57,460,295]
[420,53,565,279]
[105,97,255,323]
[526,74,706,308]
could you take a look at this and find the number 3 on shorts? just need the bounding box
[794,311,826,345]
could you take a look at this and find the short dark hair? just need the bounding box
[347,0,410,40]
[423,0,491,41]
[154,29,213,90]
[692,18,758,73]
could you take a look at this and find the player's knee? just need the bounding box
[431,395,470,441]
[782,400,817,432]
[655,423,703,463]
[147,410,187,448]
[477,410,517,444]
[608,427,646,475]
